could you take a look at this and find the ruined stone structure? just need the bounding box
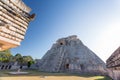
[0,0,35,51]
[0,61,28,70]
[106,47,120,80]
[0,62,13,70]
[39,35,106,75]
[0,62,19,70]
[30,59,41,69]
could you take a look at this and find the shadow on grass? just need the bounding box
[0,70,112,80]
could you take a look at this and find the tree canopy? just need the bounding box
[0,50,34,66]
[0,50,12,62]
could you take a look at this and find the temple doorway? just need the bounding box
[8,65,11,69]
[65,64,69,69]
[1,65,4,69]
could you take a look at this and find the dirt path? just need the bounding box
[0,70,111,80]
[0,75,108,80]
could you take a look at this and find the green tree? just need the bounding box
[27,61,34,68]
[15,53,23,63]
[0,50,34,66]
[23,56,33,63]
[15,53,22,58]
[22,56,34,68]
[0,49,13,62]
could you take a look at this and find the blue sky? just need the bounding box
[11,0,120,62]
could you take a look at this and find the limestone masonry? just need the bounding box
[39,35,106,75]
[106,47,120,80]
[0,0,35,50]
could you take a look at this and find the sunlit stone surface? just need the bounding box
[0,0,35,50]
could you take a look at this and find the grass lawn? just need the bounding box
[0,70,112,80]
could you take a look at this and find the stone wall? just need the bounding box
[106,47,120,80]
[107,70,120,80]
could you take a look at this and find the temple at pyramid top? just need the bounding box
[0,0,35,51]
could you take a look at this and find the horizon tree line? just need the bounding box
[0,49,34,68]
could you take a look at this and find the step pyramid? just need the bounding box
[39,35,106,75]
